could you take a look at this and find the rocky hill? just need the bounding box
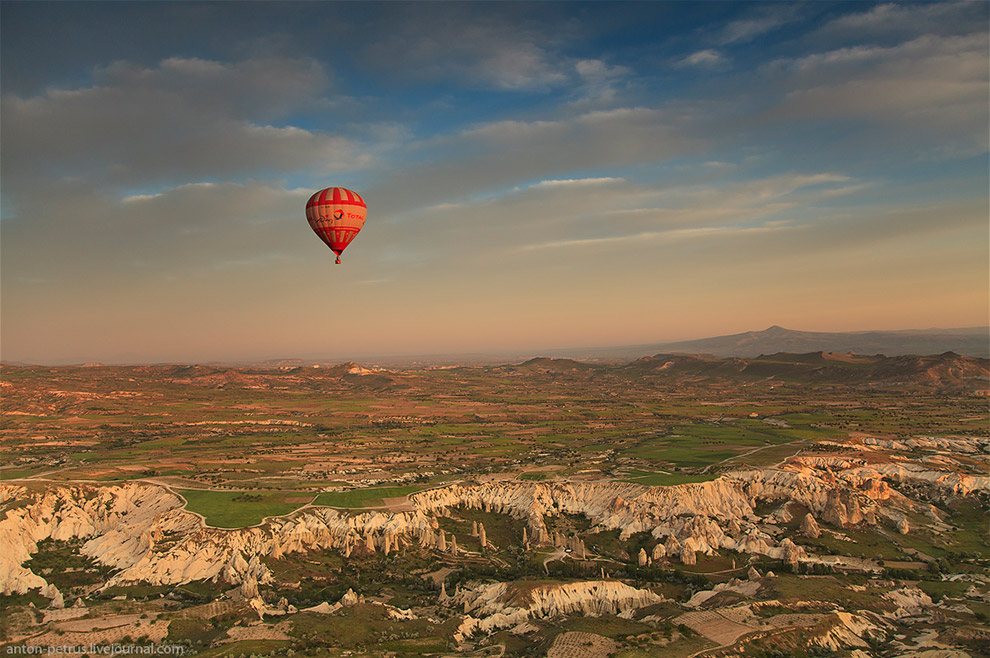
[513,358,601,373]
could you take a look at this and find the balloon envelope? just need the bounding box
[306,187,367,264]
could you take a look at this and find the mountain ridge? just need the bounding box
[3,326,987,367]
[644,325,989,359]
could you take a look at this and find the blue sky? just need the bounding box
[2,1,987,364]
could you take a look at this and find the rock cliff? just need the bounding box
[2,483,443,601]
[2,441,981,603]
[0,483,190,604]
[449,580,663,641]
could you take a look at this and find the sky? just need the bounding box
[1,1,988,364]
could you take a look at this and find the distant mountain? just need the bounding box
[623,351,989,391]
[648,325,989,358]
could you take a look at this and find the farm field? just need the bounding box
[313,485,428,508]
[3,356,985,499]
[178,490,313,528]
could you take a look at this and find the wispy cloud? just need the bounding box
[717,4,804,45]
[2,56,358,190]
[368,107,698,219]
[765,33,989,148]
[519,223,789,252]
[525,177,624,189]
[676,49,727,69]
[361,5,575,91]
[815,2,986,43]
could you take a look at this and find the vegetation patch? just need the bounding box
[24,537,115,594]
[551,614,656,638]
[289,604,449,649]
[193,640,292,657]
[313,485,426,508]
[166,617,227,647]
[520,471,550,480]
[619,471,720,486]
[179,489,307,527]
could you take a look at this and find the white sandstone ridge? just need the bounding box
[1,483,450,601]
[0,483,191,604]
[811,612,888,651]
[647,515,806,564]
[300,588,415,621]
[407,467,914,561]
[685,577,762,608]
[861,435,988,455]
[448,580,663,641]
[841,463,989,497]
[883,587,935,619]
[3,450,980,602]
[411,479,756,543]
[114,506,444,596]
[782,456,990,496]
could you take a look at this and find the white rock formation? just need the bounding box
[884,587,934,619]
[685,579,761,608]
[802,513,822,538]
[449,580,663,641]
[1,483,442,598]
[0,483,191,603]
[3,444,980,602]
[810,612,888,651]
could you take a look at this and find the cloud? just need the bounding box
[575,59,629,80]
[364,170,864,270]
[2,179,311,283]
[516,191,987,270]
[765,33,989,148]
[815,2,987,44]
[676,49,727,69]
[364,106,701,220]
[717,4,804,45]
[357,5,634,99]
[519,223,787,252]
[525,177,624,189]
[1,56,362,189]
[361,5,575,91]
[571,58,633,104]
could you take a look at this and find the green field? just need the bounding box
[624,435,743,469]
[313,485,427,508]
[620,416,840,470]
[619,471,721,486]
[519,471,550,480]
[178,489,310,528]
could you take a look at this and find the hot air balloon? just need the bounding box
[306,187,367,264]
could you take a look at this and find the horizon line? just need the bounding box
[3,323,987,368]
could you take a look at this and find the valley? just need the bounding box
[1,352,987,657]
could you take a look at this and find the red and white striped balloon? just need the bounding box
[305,187,367,264]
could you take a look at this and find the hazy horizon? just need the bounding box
[4,322,988,367]
[3,2,988,365]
